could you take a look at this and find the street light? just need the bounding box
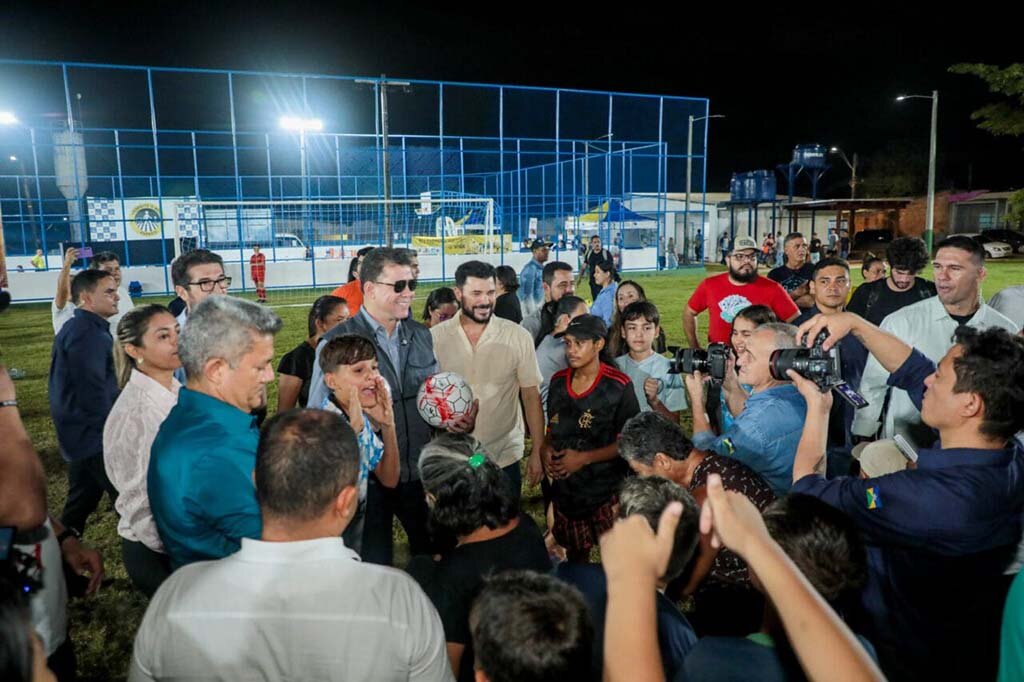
[279,115,323,258]
[582,133,613,209]
[829,146,859,199]
[278,116,323,131]
[896,91,939,253]
[0,111,17,125]
[8,155,16,162]
[685,114,724,263]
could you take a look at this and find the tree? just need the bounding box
[949,63,1024,140]
[858,141,927,197]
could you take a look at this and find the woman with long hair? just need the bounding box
[104,304,181,597]
[407,434,550,681]
[422,287,458,328]
[607,280,667,356]
[493,265,522,323]
[277,295,349,411]
[589,261,620,325]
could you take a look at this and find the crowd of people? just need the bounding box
[2,231,1024,682]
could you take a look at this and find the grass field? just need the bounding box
[2,260,1022,680]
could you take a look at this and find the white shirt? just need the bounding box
[52,285,134,335]
[989,286,1024,329]
[129,537,453,682]
[16,520,67,656]
[431,312,543,467]
[103,370,181,551]
[615,352,688,413]
[852,295,1019,447]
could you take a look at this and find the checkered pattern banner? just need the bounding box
[87,197,203,242]
[88,198,122,241]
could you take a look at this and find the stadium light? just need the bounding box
[279,116,323,132]
[0,111,18,125]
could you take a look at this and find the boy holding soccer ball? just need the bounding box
[543,314,640,562]
[319,334,400,554]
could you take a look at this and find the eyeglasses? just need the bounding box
[373,279,418,293]
[188,276,232,292]
[730,253,758,263]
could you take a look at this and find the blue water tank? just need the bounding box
[792,144,828,168]
[747,170,776,202]
[730,173,745,201]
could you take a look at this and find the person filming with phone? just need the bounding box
[788,311,1024,682]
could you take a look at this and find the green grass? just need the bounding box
[2,260,1022,680]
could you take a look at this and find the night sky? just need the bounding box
[1,1,1021,195]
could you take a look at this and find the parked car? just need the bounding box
[979,229,1024,254]
[851,229,893,255]
[958,233,1013,259]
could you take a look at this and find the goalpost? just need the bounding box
[176,194,505,306]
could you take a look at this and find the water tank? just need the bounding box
[52,128,89,241]
[730,171,776,203]
[729,173,744,202]
[792,144,827,169]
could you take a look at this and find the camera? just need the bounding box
[668,342,730,382]
[769,331,868,409]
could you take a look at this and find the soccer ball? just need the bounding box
[417,372,474,428]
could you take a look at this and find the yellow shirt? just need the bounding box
[430,311,543,467]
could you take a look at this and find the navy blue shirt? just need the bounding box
[792,349,1024,680]
[796,306,869,452]
[48,308,119,461]
[556,562,697,681]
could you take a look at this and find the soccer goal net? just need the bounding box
[174,194,506,308]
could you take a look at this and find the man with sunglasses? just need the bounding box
[309,247,456,566]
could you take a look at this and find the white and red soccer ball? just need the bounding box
[417,372,474,428]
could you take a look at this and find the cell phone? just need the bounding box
[79,246,94,259]
[0,526,13,561]
[893,434,919,463]
[832,381,869,410]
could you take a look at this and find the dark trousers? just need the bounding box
[502,460,523,508]
[60,454,117,535]
[121,538,171,598]
[48,636,77,682]
[361,476,432,567]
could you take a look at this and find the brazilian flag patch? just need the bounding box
[722,438,735,456]
[866,487,882,510]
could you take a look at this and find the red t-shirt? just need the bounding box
[687,273,799,344]
[249,253,266,280]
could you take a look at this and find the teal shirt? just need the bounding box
[1000,570,1024,681]
[148,388,262,568]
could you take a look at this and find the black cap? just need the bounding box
[530,238,554,250]
[555,314,608,340]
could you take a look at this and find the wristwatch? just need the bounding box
[0,400,17,409]
[56,527,81,546]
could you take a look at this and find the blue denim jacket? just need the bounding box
[518,258,545,316]
[692,383,807,495]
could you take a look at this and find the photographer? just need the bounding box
[686,323,807,496]
[790,312,1024,681]
[2,365,104,680]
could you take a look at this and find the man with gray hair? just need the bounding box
[684,322,808,494]
[556,476,700,680]
[148,296,282,568]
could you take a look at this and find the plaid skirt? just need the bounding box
[552,495,619,555]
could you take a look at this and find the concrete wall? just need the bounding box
[5,247,662,304]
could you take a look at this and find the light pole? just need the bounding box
[686,114,724,263]
[896,91,939,253]
[356,76,411,247]
[829,146,859,199]
[280,115,323,254]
